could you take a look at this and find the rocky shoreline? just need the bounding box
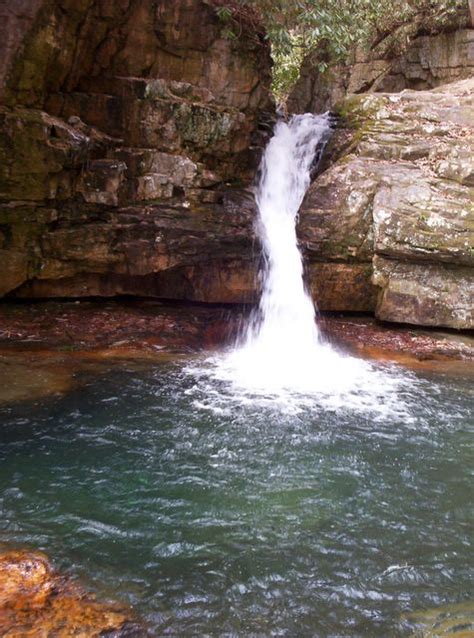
[0,299,472,406]
[0,547,141,637]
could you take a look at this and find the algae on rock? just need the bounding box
[299,78,474,329]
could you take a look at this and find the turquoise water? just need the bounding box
[0,358,472,635]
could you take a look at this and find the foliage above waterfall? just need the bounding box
[213,0,470,98]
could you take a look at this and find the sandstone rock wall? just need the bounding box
[289,18,474,329]
[299,78,474,329]
[1,1,472,330]
[0,0,273,301]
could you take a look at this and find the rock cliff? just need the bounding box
[0,0,273,302]
[289,16,473,329]
[1,2,472,330]
[299,78,474,329]
[288,23,474,114]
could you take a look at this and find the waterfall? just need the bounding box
[213,113,343,394]
[242,113,332,361]
[206,112,403,406]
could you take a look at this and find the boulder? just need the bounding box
[373,257,473,329]
[0,548,137,636]
[299,78,474,329]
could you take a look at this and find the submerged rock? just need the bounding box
[0,355,74,404]
[0,299,249,404]
[405,600,474,637]
[0,549,139,636]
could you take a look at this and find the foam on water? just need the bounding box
[186,353,414,419]
[195,113,413,413]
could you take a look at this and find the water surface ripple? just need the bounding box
[0,360,472,636]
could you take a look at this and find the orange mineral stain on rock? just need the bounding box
[0,550,53,611]
[320,315,474,373]
[0,302,472,389]
[348,345,474,376]
[0,549,136,637]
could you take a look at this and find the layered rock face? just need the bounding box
[290,15,474,329]
[1,2,472,330]
[299,78,474,329]
[0,0,273,302]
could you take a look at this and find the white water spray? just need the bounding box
[196,113,409,411]
[243,113,330,363]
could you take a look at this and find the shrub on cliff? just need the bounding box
[213,0,470,99]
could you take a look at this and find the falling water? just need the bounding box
[243,113,331,360]
[201,112,408,410]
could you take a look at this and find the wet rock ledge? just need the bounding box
[0,299,472,408]
[0,299,472,362]
[0,548,141,637]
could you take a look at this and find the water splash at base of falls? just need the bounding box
[198,113,409,411]
[243,114,328,360]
